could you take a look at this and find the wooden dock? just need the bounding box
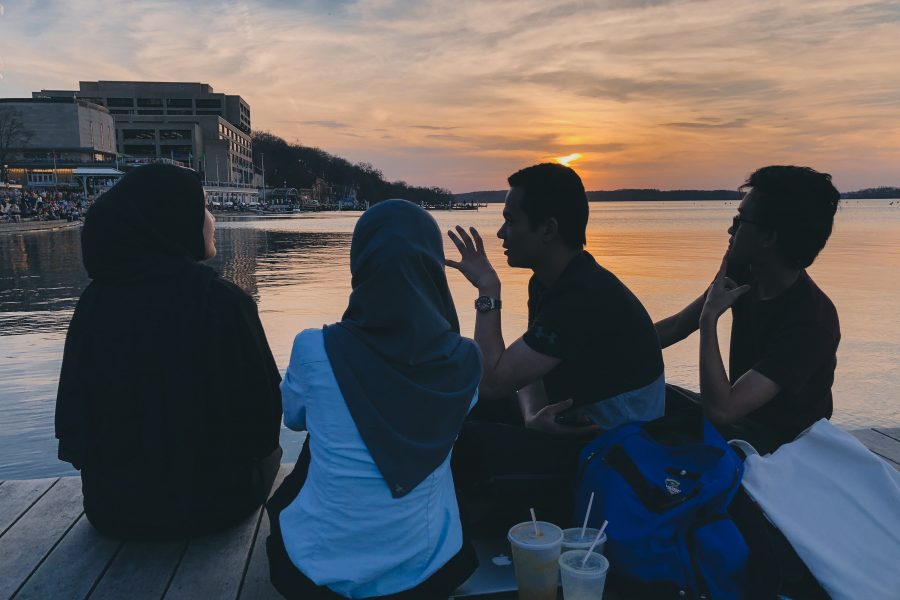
[1,427,898,600]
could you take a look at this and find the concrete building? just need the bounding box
[34,81,254,184]
[0,97,120,190]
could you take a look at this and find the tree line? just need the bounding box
[841,187,900,199]
[251,131,453,205]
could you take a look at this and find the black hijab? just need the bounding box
[323,200,482,498]
[81,163,208,282]
[56,163,282,537]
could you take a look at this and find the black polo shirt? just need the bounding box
[730,270,840,443]
[523,251,664,407]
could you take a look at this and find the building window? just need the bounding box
[28,172,56,184]
[197,110,222,116]
[137,109,164,115]
[166,110,193,115]
[166,98,192,108]
[109,110,131,115]
[136,97,164,107]
[159,129,192,140]
[106,97,134,107]
[123,129,156,140]
[122,144,157,156]
[195,99,222,108]
[165,145,194,160]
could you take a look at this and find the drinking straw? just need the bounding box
[530,507,539,536]
[581,519,608,568]
[580,491,595,538]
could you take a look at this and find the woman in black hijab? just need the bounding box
[55,163,282,539]
[266,200,482,599]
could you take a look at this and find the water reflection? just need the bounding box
[0,229,88,335]
[1,201,899,479]
[206,227,352,302]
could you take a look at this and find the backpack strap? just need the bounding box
[605,445,700,512]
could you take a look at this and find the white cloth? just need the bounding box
[740,419,900,600]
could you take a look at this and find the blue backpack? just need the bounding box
[575,413,749,599]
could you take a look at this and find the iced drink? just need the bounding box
[561,527,607,555]
[507,521,563,600]
[558,550,609,600]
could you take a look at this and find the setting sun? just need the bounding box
[556,153,583,167]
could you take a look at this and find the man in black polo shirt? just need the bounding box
[447,163,664,530]
[656,165,841,453]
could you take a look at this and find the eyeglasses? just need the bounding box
[732,215,763,231]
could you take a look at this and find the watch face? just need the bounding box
[475,296,499,312]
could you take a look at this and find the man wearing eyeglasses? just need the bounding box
[655,166,841,452]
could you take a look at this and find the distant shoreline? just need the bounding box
[454,190,900,203]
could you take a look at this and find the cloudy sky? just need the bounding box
[2,0,899,191]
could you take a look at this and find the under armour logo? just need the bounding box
[664,477,681,496]
[393,483,406,494]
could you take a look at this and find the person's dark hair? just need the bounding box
[742,165,840,269]
[507,163,588,249]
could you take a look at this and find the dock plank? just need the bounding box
[0,477,83,599]
[0,477,57,539]
[15,514,122,600]
[164,509,263,600]
[850,429,900,468]
[874,427,900,444]
[89,539,188,600]
[166,457,296,600]
[238,463,293,600]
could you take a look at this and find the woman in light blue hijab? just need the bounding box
[267,200,482,599]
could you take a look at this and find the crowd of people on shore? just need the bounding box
[1,190,93,224]
[52,162,891,599]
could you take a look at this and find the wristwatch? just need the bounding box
[475,295,502,313]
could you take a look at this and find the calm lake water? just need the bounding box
[1,201,898,479]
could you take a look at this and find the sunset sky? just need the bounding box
[2,0,899,192]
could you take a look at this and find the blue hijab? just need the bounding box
[323,200,482,498]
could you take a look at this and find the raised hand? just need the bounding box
[701,254,751,324]
[446,226,501,294]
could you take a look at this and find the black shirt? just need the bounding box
[523,251,664,407]
[730,270,840,443]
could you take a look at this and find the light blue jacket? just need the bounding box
[279,328,476,598]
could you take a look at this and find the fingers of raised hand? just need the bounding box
[733,284,751,297]
[445,259,462,271]
[454,225,477,253]
[722,276,737,289]
[470,227,485,254]
[447,229,467,255]
[714,256,729,283]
